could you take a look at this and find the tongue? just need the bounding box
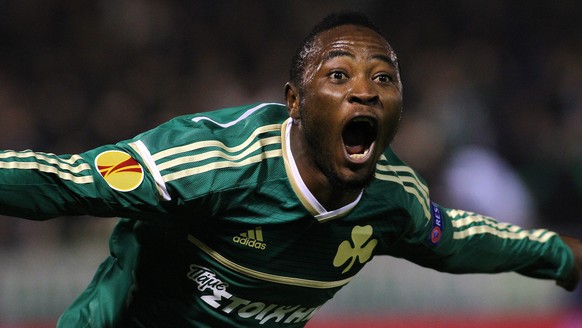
[343,121,371,155]
[345,144,365,155]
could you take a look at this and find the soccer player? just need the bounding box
[1,11,581,327]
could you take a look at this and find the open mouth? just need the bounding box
[342,116,378,161]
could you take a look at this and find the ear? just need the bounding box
[284,82,300,120]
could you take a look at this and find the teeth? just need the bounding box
[348,148,370,159]
[352,117,373,125]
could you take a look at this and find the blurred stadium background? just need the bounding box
[1,1,582,327]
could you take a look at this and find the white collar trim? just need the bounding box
[284,119,362,222]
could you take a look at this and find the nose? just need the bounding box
[348,77,379,106]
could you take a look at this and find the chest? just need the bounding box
[190,206,401,286]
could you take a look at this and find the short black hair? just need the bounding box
[289,11,396,88]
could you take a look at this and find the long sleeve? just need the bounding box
[0,143,166,221]
[0,103,289,224]
[390,202,574,281]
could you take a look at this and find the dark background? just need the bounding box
[1,0,582,263]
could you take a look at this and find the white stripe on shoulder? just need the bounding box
[156,136,281,172]
[162,149,282,182]
[375,155,431,219]
[191,103,284,128]
[130,141,171,201]
[152,124,281,162]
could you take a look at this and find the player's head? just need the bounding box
[285,11,403,192]
[289,11,401,92]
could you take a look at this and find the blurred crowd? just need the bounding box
[1,0,582,248]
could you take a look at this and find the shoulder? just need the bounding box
[137,103,288,151]
[137,103,289,200]
[370,147,431,221]
[189,102,288,129]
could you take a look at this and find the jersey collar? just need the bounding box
[281,118,362,222]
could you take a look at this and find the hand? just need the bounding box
[556,235,582,291]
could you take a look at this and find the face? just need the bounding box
[287,24,403,191]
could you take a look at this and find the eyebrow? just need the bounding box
[372,54,398,68]
[323,50,354,63]
[323,50,397,68]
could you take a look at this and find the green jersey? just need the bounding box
[0,103,574,327]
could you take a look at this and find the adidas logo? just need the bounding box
[232,226,267,250]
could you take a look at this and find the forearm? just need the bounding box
[0,146,166,221]
[392,205,574,282]
[0,150,95,220]
[441,224,573,281]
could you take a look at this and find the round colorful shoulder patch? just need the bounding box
[95,150,144,192]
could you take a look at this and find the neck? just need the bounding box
[289,123,362,211]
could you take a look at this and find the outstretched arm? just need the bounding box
[388,203,578,290]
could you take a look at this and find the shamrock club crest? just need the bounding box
[333,225,378,274]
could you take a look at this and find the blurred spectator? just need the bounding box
[442,145,536,227]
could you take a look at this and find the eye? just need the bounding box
[373,73,393,84]
[330,71,348,81]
